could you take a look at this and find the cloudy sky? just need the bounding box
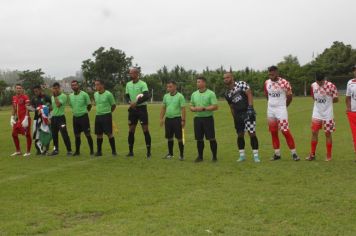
[0,0,355,79]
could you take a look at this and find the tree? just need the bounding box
[18,69,45,95]
[81,47,133,95]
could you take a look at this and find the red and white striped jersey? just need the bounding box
[346,78,356,112]
[264,77,292,108]
[311,81,338,120]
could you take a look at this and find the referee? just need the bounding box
[223,72,260,162]
[93,80,117,156]
[48,82,72,156]
[190,75,218,162]
[159,80,186,160]
[125,67,152,159]
[69,80,94,156]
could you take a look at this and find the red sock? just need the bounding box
[282,130,296,149]
[271,131,280,149]
[326,141,332,159]
[26,133,32,153]
[311,140,317,156]
[12,133,20,152]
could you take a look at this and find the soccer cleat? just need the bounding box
[23,152,31,157]
[72,152,80,157]
[47,150,59,156]
[270,154,281,161]
[162,154,173,159]
[94,152,102,157]
[179,156,184,161]
[66,151,73,157]
[325,157,332,162]
[10,152,22,157]
[305,155,316,161]
[194,157,203,163]
[90,151,94,156]
[253,155,261,163]
[126,152,134,157]
[292,153,300,161]
[237,156,246,162]
[146,153,151,159]
[36,150,42,156]
[212,157,217,162]
[112,152,117,157]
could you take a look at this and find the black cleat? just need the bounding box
[292,153,300,161]
[95,152,102,157]
[72,152,80,157]
[112,152,117,157]
[67,151,73,157]
[212,157,217,162]
[146,153,151,159]
[179,156,184,161]
[126,152,134,157]
[194,157,203,163]
[48,150,59,156]
[270,154,281,161]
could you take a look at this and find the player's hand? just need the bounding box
[21,116,29,128]
[181,120,185,128]
[190,107,196,112]
[160,119,164,127]
[10,116,16,127]
[195,107,204,112]
[247,105,256,118]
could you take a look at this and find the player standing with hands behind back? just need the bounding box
[125,67,152,159]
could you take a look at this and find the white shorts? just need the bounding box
[267,106,288,121]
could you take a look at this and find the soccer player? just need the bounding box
[48,82,72,156]
[306,73,338,161]
[125,67,152,159]
[10,84,32,157]
[69,80,94,156]
[159,80,186,160]
[31,85,51,155]
[264,66,300,161]
[223,72,260,162]
[93,80,117,156]
[346,65,356,161]
[190,75,218,162]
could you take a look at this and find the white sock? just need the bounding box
[274,149,281,156]
[291,149,297,155]
[239,150,245,157]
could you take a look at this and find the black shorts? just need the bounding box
[234,112,256,134]
[95,113,112,135]
[194,116,215,140]
[165,117,182,139]
[51,115,67,130]
[73,113,91,135]
[128,105,148,126]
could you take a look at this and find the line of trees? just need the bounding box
[1,41,356,106]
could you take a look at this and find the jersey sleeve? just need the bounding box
[310,85,314,99]
[125,84,129,94]
[285,80,292,95]
[109,92,116,106]
[24,95,30,105]
[85,93,91,105]
[58,94,66,106]
[190,94,195,106]
[162,94,167,106]
[180,94,186,107]
[331,83,338,99]
[141,82,149,92]
[68,95,73,108]
[237,81,250,92]
[210,92,218,105]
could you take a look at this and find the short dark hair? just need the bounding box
[268,66,278,72]
[167,80,177,85]
[196,75,207,82]
[352,65,356,71]
[315,72,325,81]
[15,83,22,87]
[71,80,79,84]
[52,82,60,88]
[95,80,104,85]
[32,85,41,90]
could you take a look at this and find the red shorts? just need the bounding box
[311,118,335,133]
[12,119,31,135]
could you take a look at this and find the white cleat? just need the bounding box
[23,153,31,157]
[10,152,22,157]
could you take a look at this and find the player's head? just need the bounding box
[15,84,23,95]
[315,72,325,85]
[268,66,279,80]
[32,85,42,96]
[352,65,356,76]
[95,80,105,92]
[166,80,177,93]
[129,67,140,82]
[196,75,207,90]
[223,72,234,86]
[71,80,80,92]
[52,82,61,96]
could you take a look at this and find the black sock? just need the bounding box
[250,135,259,150]
[34,139,41,152]
[86,135,94,153]
[109,137,116,153]
[197,140,204,158]
[97,138,103,153]
[144,131,151,154]
[128,132,135,153]
[75,136,81,153]
[210,140,217,158]
[237,136,245,150]
[168,140,174,155]
[178,141,184,157]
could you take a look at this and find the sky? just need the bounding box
[0,0,355,79]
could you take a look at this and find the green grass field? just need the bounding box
[1,97,356,235]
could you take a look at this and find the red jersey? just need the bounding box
[12,94,30,120]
